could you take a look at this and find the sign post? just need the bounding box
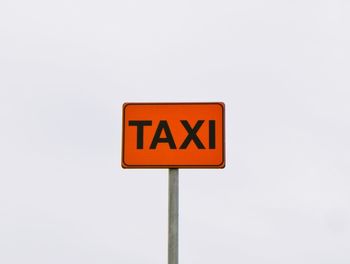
[168,168,179,264]
[122,102,225,264]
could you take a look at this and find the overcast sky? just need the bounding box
[1,0,350,263]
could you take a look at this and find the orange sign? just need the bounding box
[122,102,225,168]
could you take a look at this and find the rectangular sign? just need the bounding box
[122,102,225,168]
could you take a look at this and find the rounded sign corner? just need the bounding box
[218,161,226,169]
[122,102,131,111]
[218,102,225,109]
[121,161,128,169]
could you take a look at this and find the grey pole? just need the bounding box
[168,168,179,264]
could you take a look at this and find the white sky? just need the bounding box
[1,0,350,263]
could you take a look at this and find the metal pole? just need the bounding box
[168,168,179,264]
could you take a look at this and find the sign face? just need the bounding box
[122,102,225,169]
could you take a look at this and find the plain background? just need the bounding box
[1,0,350,263]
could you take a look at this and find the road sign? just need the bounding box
[122,102,225,168]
